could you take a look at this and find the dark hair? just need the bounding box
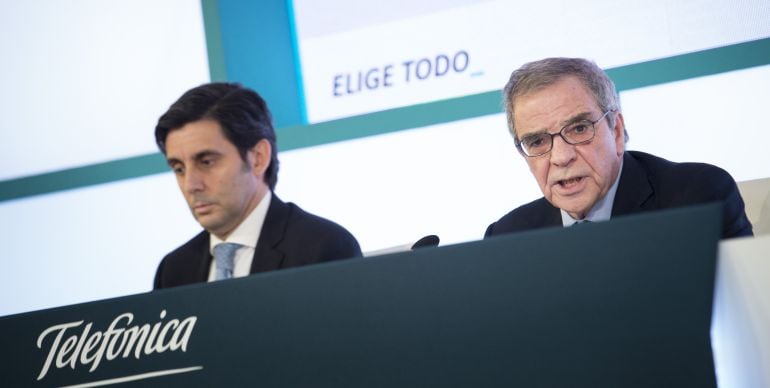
[155,82,279,190]
[503,57,627,142]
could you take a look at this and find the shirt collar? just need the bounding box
[561,157,624,226]
[210,190,272,253]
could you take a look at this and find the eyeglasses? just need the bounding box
[515,110,614,157]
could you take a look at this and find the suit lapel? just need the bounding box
[541,200,563,228]
[250,194,289,273]
[612,152,655,217]
[190,231,213,283]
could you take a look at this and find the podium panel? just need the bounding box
[0,204,721,387]
[712,234,770,387]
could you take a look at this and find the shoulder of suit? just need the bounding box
[489,197,553,233]
[275,200,362,257]
[282,201,355,236]
[625,150,737,206]
[626,150,732,184]
[507,197,552,218]
[163,230,208,261]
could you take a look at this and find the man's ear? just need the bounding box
[613,112,626,155]
[248,139,272,177]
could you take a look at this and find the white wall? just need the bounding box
[0,0,209,315]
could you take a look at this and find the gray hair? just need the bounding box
[503,57,626,141]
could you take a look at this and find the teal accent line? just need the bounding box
[285,0,308,124]
[607,38,770,90]
[0,154,167,202]
[1,37,769,203]
[277,91,501,151]
[200,0,227,81]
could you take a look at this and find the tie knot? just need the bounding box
[213,243,242,280]
[214,242,241,258]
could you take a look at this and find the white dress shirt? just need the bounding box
[207,190,272,281]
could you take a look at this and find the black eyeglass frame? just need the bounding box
[514,110,615,157]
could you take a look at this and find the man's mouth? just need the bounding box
[193,202,214,213]
[558,177,583,188]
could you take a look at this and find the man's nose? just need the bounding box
[182,169,205,193]
[549,135,577,166]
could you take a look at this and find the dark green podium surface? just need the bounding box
[1,204,721,387]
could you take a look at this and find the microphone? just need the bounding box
[411,235,440,250]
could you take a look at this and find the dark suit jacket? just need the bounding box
[154,195,362,289]
[485,151,753,239]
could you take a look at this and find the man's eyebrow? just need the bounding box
[166,150,222,166]
[166,157,181,167]
[192,150,223,162]
[519,111,598,136]
[560,111,595,126]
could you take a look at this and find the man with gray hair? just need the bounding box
[485,57,752,238]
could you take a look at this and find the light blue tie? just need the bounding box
[213,243,242,280]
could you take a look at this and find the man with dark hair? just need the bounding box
[485,57,752,239]
[154,82,361,289]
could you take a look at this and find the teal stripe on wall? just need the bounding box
[607,38,770,90]
[1,37,769,203]
[201,0,227,81]
[0,154,168,202]
[277,90,501,151]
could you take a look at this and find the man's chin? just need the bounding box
[552,198,592,219]
[195,215,223,232]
